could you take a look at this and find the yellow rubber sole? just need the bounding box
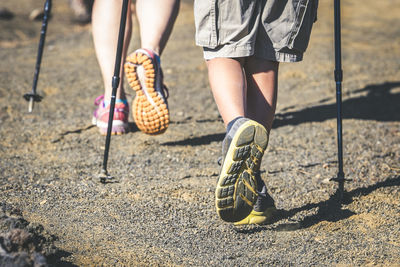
[124,51,169,135]
[234,208,277,225]
[215,120,269,223]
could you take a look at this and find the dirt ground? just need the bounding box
[1,0,399,266]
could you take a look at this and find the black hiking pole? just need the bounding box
[23,0,52,112]
[330,0,349,201]
[99,0,130,183]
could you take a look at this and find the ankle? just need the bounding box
[226,116,244,133]
[142,46,160,56]
[103,98,128,107]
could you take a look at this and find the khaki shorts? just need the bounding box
[194,0,318,62]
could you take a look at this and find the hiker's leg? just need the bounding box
[135,0,180,55]
[206,58,247,127]
[244,56,279,132]
[92,0,132,101]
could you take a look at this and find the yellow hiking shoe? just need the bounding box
[234,208,276,225]
[234,172,276,225]
[215,118,269,223]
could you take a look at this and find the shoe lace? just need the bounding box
[94,95,104,106]
[163,85,169,99]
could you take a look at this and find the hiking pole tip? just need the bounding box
[23,93,43,113]
[28,98,33,113]
[98,168,117,183]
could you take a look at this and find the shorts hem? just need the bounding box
[202,45,304,63]
[256,49,303,63]
[203,44,254,60]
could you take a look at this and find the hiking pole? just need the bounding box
[99,0,129,183]
[23,0,52,112]
[330,0,349,201]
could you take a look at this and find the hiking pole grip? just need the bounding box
[100,0,130,182]
[24,0,51,112]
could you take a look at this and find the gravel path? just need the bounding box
[1,0,399,265]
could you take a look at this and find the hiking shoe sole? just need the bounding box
[124,49,169,135]
[233,208,277,225]
[216,120,269,222]
[91,116,128,136]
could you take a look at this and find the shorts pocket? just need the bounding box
[287,0,318,52]
[194,0,218,48]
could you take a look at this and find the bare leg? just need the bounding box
[210,57,274,223]
[206,58,247,127]
[244,56,279,132]
[135,0,180,55]
[92,0,132,102]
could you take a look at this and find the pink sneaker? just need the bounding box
[92,95,129,135]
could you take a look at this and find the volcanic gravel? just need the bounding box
[1,0,399,265]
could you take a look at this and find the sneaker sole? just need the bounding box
[233,207,277,225]
[216,120,269,222]
[124,50,169,135]
[92,116,128,136]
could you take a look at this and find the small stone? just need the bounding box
[29,8,44,21]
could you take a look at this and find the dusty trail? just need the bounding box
[1,0,399,265]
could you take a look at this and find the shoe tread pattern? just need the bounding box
[216,122,269,223]
[125,51,169,135]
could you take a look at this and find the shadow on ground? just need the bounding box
[274,81,400,128]
[235,175,400,234]
[162,133,225,146]
[160,81,400,147]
